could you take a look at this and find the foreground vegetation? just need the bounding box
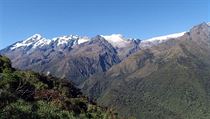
[0,55,118,119]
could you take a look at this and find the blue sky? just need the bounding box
[0,0,209,49]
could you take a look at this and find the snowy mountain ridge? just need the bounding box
[143,32,186,42]
[9,32,187,50]
[140,32,186,47]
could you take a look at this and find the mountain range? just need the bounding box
[1,34,143,85]
[0,22,210,119]
[82,22,210,119]
[0,29,186,85]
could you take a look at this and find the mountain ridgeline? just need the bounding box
[82,23,210,119]
[0,22,210,119]
[0,34,141,85]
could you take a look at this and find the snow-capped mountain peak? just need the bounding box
[10,34,92,50]
[144,32,186,42]
[23,34,43,43]
[31,34,42,39]
[10,34,51,50]
[101,34,131,48]
[52,35,79,41]
[53,35,78,46]
[77,37,89,44]
[140,32,186,47]
[52,35,90,46]
[9,33,141,51]
[9,32,188,51]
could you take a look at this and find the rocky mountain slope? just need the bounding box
[0,34,141,85]
[82,23,210,119]
[0,30,187,85]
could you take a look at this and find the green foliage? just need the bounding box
[0,55,117,119]
[0,55,13,73]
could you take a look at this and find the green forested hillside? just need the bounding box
[0,55,117,119]
[82,23,210,119]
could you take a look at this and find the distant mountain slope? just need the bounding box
[82,23,210,119]
[0,36,120,85]
[0,26,190,85]
[0,34,141,85]
[0,55,118,119]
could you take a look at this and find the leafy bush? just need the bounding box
[0,55,117,119]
